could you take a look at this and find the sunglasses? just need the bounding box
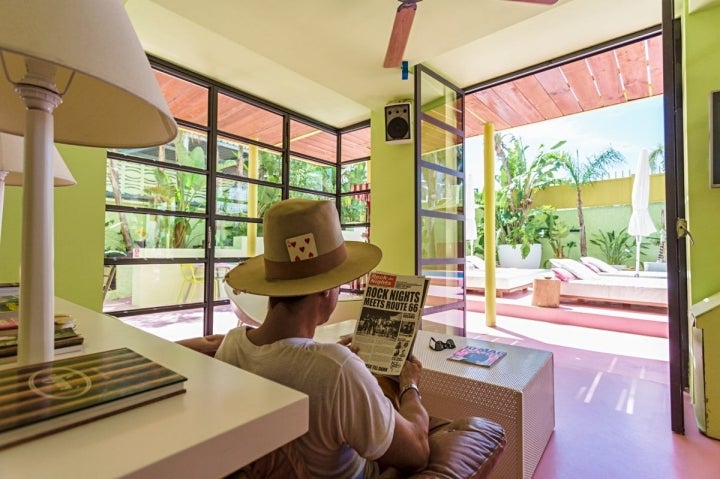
[429,337,456,351]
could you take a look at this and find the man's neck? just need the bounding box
[246,298,324,346]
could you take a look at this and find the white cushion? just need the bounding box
[552,267,576,282]
[466,256,485,271]
[555,258,599,280]
[580,256,619,273]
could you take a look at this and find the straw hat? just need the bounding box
[225,198,382,296]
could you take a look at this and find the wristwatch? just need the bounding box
[399,383,420,402]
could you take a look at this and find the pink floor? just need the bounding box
[461,311,720,479]
[116,289,720,477]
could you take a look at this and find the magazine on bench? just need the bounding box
[447,345,507,367]
[351,271,430,376]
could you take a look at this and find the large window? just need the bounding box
[103,61,371,340]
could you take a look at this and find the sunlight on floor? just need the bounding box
[467,311,668,362]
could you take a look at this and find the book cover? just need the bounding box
[0,295,18,313]
[0,314,75,334]
[0,333,85,360]
[0,347,187,450]
[447,345,507,367]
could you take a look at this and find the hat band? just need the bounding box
[264,243,348,280]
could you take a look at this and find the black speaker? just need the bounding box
[384,102,412,144]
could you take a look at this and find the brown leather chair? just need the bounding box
[177,335,506,479]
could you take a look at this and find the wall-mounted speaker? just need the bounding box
[384,102,412,144]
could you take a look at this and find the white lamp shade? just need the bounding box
[0,133,75,186]
[0,0,177,148]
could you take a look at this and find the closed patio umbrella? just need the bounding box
[627,149,656,275]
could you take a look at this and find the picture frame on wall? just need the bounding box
[711,90,720,187]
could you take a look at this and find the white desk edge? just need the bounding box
[0,298,309,479]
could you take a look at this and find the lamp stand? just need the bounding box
[14,59,62,365]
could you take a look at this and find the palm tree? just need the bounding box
[558,147,626,256]
[648,143,665,174]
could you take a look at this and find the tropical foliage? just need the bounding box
[492,133,565,258]
[589,228,637,266]
[556,147,625,256]
[144,138,207,248]
[648,143,665,174]
[544,211,576,259]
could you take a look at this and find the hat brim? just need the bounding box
[224,241,382,297]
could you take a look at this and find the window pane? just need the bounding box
[216,178,282,219]
[421,167,462,214]
[341,194,370,224]
[218,93,284,146]
[420,120,463,170]
[422,216,463,259]
[153,69,208,126]
[106,161,208,214]
[342,225,369,242]
[104,212,207,254]
[288,190,334,201]
[103,264,208,312]
[341,127,371,162]
[109,127,208,168]
[215,220,265,258]
[214,303,239,335]
[290,119,337,162]
[217,136,282,183]
[117,307,205,341]
[422,265,464,303]
[420,73,462,131]
[289,156,337,193]
[341,161,370,193]
[422,307,465,335]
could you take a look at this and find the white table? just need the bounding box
[413,330,554,479]
[0,298,309,479]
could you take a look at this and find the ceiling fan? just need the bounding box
[383,0,559,69]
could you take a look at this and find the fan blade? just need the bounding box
[383,2,417,68]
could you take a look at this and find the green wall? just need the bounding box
[369,107,416,275]
[684,2,720,302]
[0,144,106,311]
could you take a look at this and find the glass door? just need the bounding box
[414,65,467,336]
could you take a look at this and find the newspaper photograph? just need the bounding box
[352,271,430,376]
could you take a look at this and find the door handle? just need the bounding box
[676,218,694,245]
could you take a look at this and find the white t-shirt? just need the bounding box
[215,327,396,479]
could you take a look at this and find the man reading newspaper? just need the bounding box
[216,199,430,478]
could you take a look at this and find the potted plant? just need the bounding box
[588,228,639,268]
[492,134,564,268]
[544,211,577,260]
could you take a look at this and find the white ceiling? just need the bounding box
[124,0,661,128]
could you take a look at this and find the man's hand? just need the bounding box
[338,334,359,354]
[398,354,422,390]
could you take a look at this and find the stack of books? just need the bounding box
[0,347,187,449]
[0,295,85,363]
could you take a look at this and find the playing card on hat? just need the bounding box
[285,233,318,262]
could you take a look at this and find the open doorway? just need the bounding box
[459,28,681,428]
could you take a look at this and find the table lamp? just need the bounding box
[0,0,178,364]
[0,132,76,246]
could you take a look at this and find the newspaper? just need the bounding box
[352,271,430,376]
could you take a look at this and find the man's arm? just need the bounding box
[377,355,430,472]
